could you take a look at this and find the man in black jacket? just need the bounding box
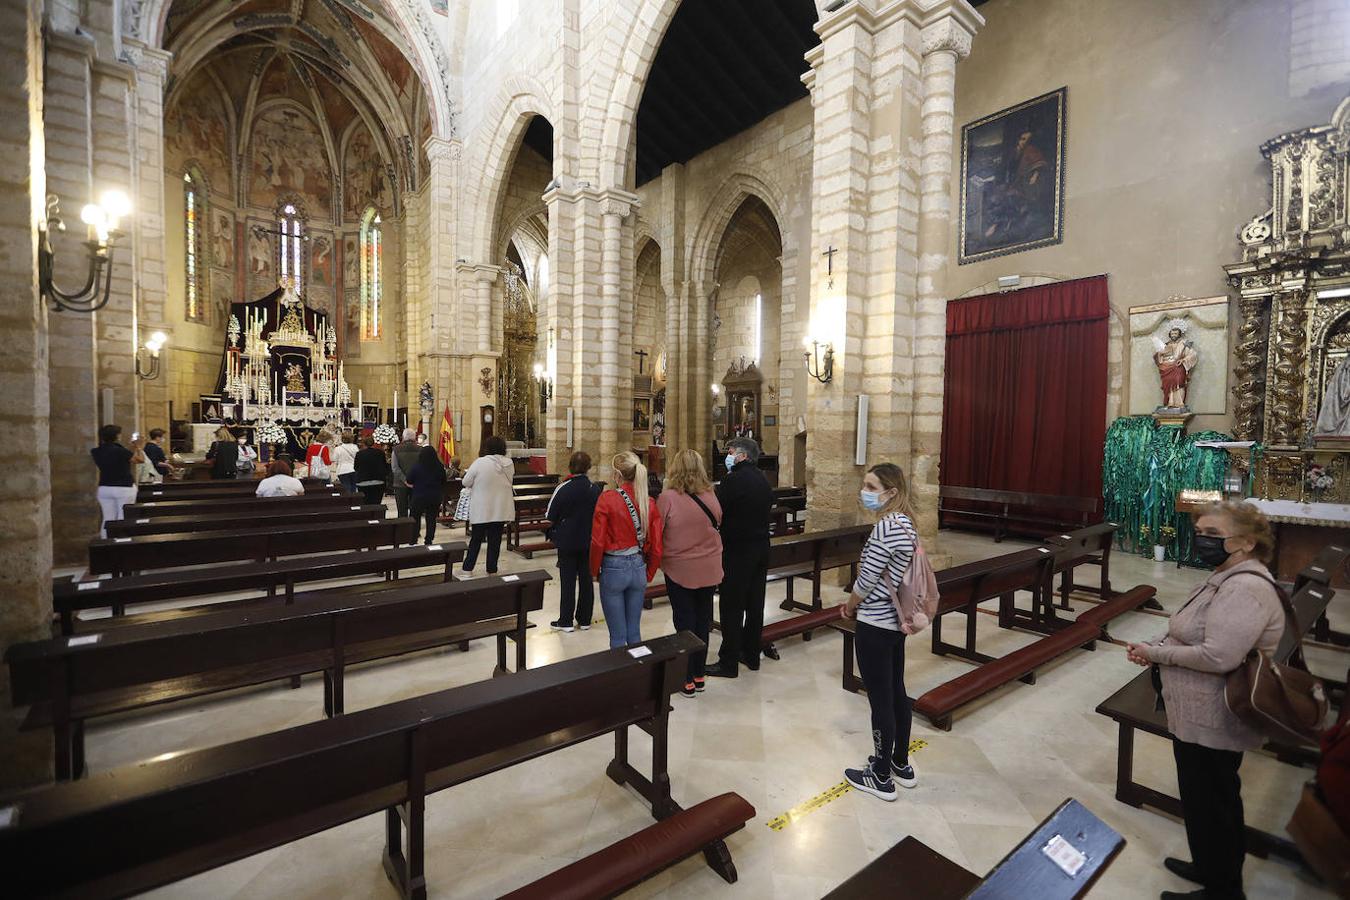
[547,450,601,631]
[390,430,420,519]
[706,437,774,677]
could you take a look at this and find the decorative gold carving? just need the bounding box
[1264,452,1306,501]
[1267,293,1309,445]
[1231,295,1267,440]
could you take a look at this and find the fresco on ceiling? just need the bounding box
[165,77,232,193]
[343,124,391,217]
[249,106,333,216]
[258,57,311,107]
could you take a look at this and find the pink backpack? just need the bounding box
[883,522,940,635]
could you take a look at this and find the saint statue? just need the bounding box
[1316,357,1350,436]
[285,363,306,392]
[1153,322,1198,410]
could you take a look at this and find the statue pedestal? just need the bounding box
[1152,409,1193,428]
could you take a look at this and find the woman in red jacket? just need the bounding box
[590,450,663,649]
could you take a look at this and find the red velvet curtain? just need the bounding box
[940,275,1109,516]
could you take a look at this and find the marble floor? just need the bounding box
[69,520,1345,899]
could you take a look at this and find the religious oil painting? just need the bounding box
[211,209,234,270]
[632,398,652,432]
[310,233,334,287]
[1127,296,1229,416]
[959,87,1066,264]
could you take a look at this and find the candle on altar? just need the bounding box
[358,390,363,417]
[393,391,398,423]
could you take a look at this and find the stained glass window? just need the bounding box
[184,172,203,320]
[360,207,382,340]
[278,203,303,296]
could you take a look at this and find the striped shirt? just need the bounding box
[853,513,917,631]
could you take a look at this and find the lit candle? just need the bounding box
[393,390,398,423]
[358,390,363,416]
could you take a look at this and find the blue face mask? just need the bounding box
[860,489,888,511]
[725,454,738,472]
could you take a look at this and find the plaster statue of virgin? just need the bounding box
[1316,357,1350,435]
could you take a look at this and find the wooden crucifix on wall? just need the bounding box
[634,348,649,374]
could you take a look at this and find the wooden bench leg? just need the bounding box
[702,839,739,884]
[71,719,86,780]
[606,725,631,788]
[494,633,508,677]
[382,730,428,900]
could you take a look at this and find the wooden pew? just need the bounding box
[105,503,387,538]
[513,473,560,487]
[1094,579,1334,863]
[122,491,358,519]
[138,476,329,496]
[0,633,713,899]
[54,543,462,631]
[939,484,1099,543]
[8,571,549,780]
[1295,542,1350,647]
[88,518,416,577]
[507,490,554,554]
[136,479,336,502]
[500,793,755,898]
[913,585,1157,730]
[825,798,1124,899]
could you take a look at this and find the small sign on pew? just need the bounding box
[628,646,652,658]
[501,574,520,582]
[67,634,100,647]
[114,538,131,543]
[137,519,148,524]
[368,520,379,524]
[1042,834,1086,877]
[77,582,101,591]
[427,545,442,551]
[0,805,17,829]
[350,506,361,510]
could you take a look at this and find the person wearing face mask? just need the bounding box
[838,463,919,802]
[1125,501,1284,900]
[705,437,774,678]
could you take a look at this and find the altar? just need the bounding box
[203,278,378,457]
[1220,94,1350,585]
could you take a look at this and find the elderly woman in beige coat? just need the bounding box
[460,434,515,576]
[1126,501,1285,900]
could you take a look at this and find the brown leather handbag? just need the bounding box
[1224,577,1329,748]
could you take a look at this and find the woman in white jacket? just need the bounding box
[461,434,515,575]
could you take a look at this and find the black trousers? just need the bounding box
[465,522,505,573]
[1174,739,1246,899]
[360,484,385,506]
[557,549,594,626]
[667,577,715,682]
[855,621,913,769]
[716,541,768,671]
[393,486,411,519]
[410,497,438,545]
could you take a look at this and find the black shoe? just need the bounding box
[680,682,696,698]
[549,620,574,633]
[1159,891,1208,900]
[703,663,738,679]
[763,644,781,661]
[1163,858,1202,886]
[740,656,761,671]
[693,677,706,693]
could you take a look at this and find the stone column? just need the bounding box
[659,163,687,454]
[44,30,101,565]
[125,42,173,437]
[597,190,638,475]
[543,179,577,474]
[0,0,54,788]
[910,16,975,547]
[91,58,139,431]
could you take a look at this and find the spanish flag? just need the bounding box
[438,404,455,465]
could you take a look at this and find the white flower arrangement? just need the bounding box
[256,421,287,445]
[372,424,399,445]
[1307,464,1335,492]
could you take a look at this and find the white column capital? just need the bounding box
[598,187,641,220]
[424,136,462,165]
[920,16,975,59]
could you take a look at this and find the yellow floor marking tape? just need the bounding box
[766,739,928,831]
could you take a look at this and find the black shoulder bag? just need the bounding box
[688,492,720,533]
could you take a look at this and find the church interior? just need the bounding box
[2,0,1350,897]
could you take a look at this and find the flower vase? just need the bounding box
[1153,545,1166,562]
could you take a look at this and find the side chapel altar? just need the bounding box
[200,278,386,457]
[1222,94,1350,585]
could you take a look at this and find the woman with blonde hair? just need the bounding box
[590,450,664,648]
[1126,502,1285,900]
[205,426,239,480]
[840,462,918,802]
[657,449,723,697]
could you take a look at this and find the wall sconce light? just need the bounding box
[136,331,167,380]
[803,336,834,384]
[711,383,721,398]
[39,190,132,313]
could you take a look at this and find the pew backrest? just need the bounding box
[106,504,387,537]
[0,632,700,898]
[123,492,357,519]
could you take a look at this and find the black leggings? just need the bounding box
[1174,739,1246,898]
[855,621,912,768]
[465,522,505,573]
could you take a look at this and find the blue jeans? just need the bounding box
[599,553,647,649]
